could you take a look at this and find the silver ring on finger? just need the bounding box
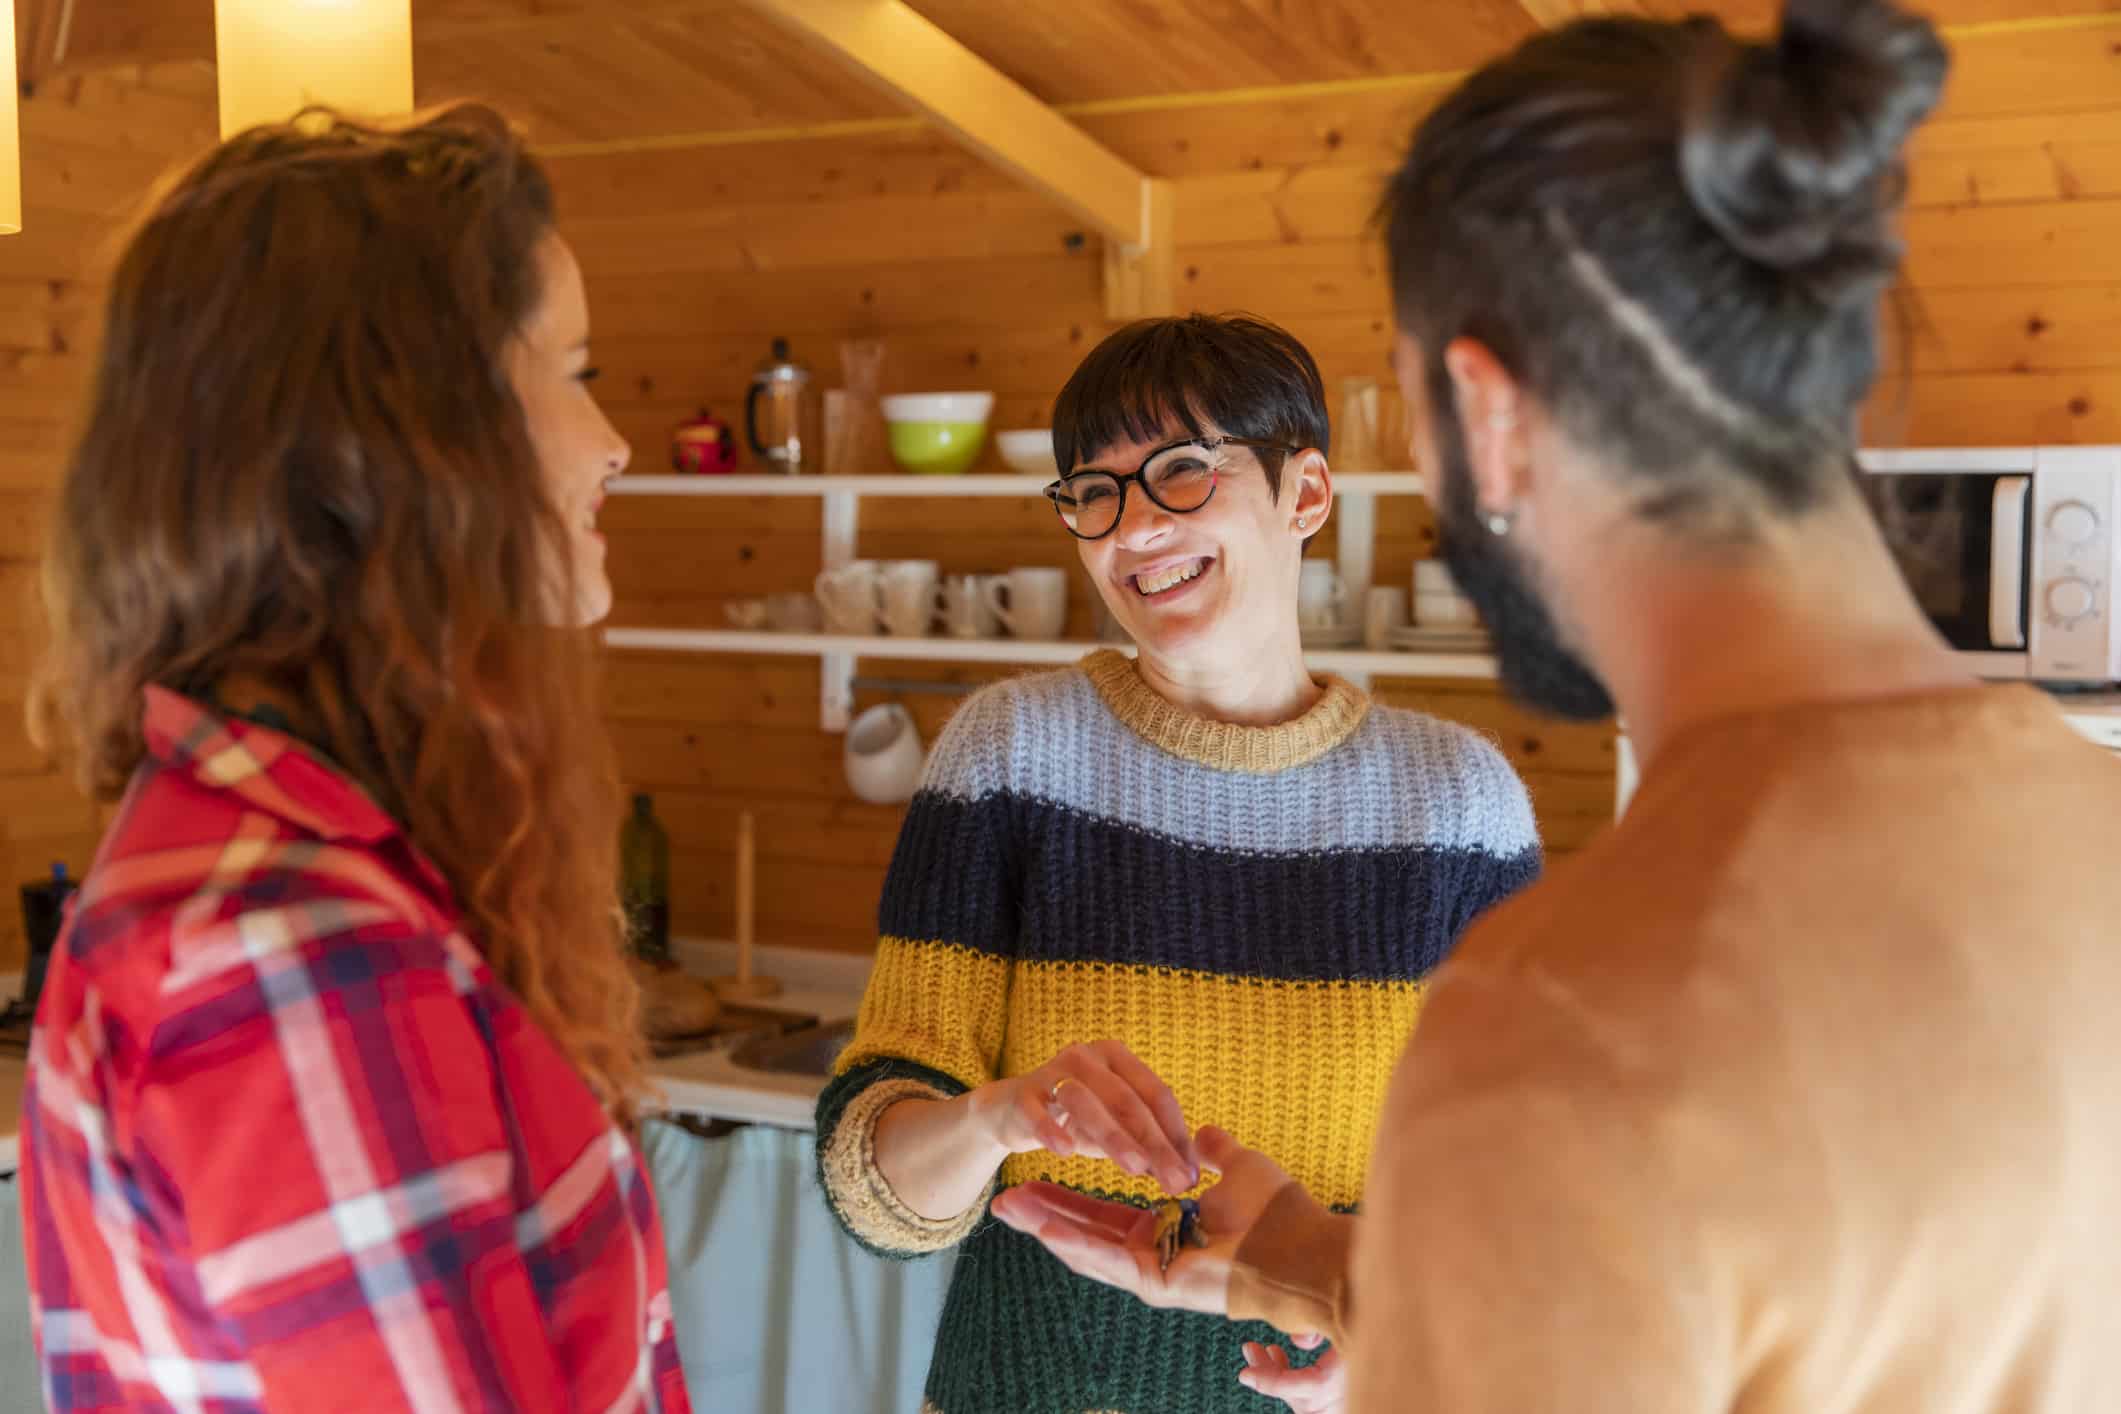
[1047,1074,1077,1124]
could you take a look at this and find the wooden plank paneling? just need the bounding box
[0,278,101,356]
[898,0,1537,105]
[1896,284,2121,375]
[8,7,2120,963]
[1881,369,2121,444]
[568,23,2121,952]
[0,67,204,972]
[583,252,1106,339]
[0,702,52,778]
[1911,107,2121,206]
[564,187,1084,277]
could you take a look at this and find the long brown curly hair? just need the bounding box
[31,104,644,1118]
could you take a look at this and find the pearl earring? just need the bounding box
[1296,516,1309,531]
[1485,510,1515,537]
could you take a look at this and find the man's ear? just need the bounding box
[1442,337,1534,517]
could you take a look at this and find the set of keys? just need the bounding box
[1151,1198,1208,1273]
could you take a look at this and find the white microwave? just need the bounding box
[1858,445,2121,685]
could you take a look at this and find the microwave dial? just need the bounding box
[2044,576,2099,624]
[2046,499,2101,547]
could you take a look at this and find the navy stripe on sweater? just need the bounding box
[880,789,1538,983]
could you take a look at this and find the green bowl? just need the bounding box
[887,420,989,476]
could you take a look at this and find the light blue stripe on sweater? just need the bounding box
[917,666,1541,860]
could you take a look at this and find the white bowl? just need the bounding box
[995,428,1055,476]
[879,392,995,424]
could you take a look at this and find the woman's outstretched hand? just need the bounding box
[970,1039,1199,1196]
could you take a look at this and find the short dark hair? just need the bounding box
[1382,0,1947,528]
[1051,313,1330,502]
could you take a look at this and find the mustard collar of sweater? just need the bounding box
[1080,649,1370,773]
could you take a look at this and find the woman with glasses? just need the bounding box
[813,313,1542,1412]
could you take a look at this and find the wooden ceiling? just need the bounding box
[17,0,2121,150]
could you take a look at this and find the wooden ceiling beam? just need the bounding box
[734,0,1173,317]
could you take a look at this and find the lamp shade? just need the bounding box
[1,0,20,236]
[215,0,414,139]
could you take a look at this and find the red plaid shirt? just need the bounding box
[20,688,691,1413]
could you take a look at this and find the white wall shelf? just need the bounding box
[608,471,1427,498]
[603,469,1449,729]
[604,627,1498,682]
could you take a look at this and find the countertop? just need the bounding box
[0,939,869,1175]
[642,939,869,1131]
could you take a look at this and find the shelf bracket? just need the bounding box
[820,489,859,732]
[738,0,1175,318]
[1334,490,1375,603]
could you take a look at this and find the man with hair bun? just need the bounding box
[996,1,2121,1409]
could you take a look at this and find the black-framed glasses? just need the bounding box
[1043,436,1297,541]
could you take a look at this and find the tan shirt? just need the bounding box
[1246,687,2121,1411]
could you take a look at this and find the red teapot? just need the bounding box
[671,408,740,474]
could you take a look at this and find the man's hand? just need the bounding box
[989,1125,1297,1316]
[1241,1334,1346,1412]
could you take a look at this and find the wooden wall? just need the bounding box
[0,16,2116,968]
[580,18,2121,952]
[0,65,220,972]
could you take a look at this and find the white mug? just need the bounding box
[983,567,1069,640]
[878,560,941,637]
[1413,560,1459,595]
[1363,586,1408,650]
[844,703,926,804]
[1298,560,1349,630]
[942,574,1002,638]
[1416,592,1480,627]
[814,561,882,635]
[1411,560,1478,627]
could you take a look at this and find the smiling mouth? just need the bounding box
[1132,557,1212,597]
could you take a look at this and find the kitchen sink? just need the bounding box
[728,1018,855,1078]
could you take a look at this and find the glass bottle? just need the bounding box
[620,793,671,964]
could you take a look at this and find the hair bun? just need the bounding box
[1678,0,1948,304]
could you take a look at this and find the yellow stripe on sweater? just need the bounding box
[835,936,1426,1213]
[835,937,1010,1094]
[999,960,1424,1210]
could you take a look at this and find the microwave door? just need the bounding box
[1862,470,2031,675]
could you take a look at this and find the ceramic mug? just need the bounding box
[1411,560,1478,626]
[1363,586,1409,650]
[814,561,882,635]
[844,703,926,804]
[983,567,1069,640]
[1298,560,1349,630]
[878,560,941,637]
[942,574,1002,638]
[1415,592,1479,628]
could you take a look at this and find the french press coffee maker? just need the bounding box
[745,337,816,474]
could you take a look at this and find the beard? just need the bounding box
[1431,404,1615,723]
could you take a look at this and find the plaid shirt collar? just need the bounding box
[140,685,452,904]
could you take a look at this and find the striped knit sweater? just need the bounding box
[814,651,1541,1414]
